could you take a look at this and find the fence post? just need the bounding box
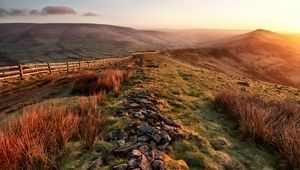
[79,61,81,70]
[66,62,69,72]
[87,60,89,67]
[35,62,39,77]
[47,62,52,74]
[18,64,24,80]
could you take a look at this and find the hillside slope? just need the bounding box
[0,23,244,66]
[166,29,300,88]
[1,53,299,169]
[0,23,171,65]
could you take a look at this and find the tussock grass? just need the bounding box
[0,92,106,169]
[73,69,128,95]
[214,91,300,168]
[0,105,79,169]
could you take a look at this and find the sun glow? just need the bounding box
[0,0,300,33]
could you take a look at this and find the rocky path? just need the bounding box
[90,91,187,170]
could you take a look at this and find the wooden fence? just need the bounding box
[0,56,132,80]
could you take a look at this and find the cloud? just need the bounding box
[82,12,98,16]
[41,6,76,15]
[0,6,77,17]
[29,9,40,16]
[0,8,7,16]
[0,8,27,16]
[0,6,98,18]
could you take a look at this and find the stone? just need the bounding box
[87,157,103,170]
[135,112,145,120]
[113,163,128,170]
[129,123,138,133]
[138,135,151,142]
[117,140,126,147]
[148,111,158,119]
[132,150,143,158]
[152,149,163,161]
[157,141,169,150]
[130,103,140,107]
[162,125,178,132]
[144,151,154,162]
[149,131,161,143]
[157,113,179,127]
[139,154,152,170]
[152,160,166,170]
[128,158,140,169]
[130,135,138,143]
[147,119,155,125]
[115,142,142,154]
[139,144,151,153]
[108,129,128,141]
[150,140,156,147]
[139,123,155,133]
[136,92,149,99]
[160,130,171,142]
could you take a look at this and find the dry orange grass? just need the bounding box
[76,92,106,148]
[0,94,106,169]
[0,105,79,169]
[214,91,300,168]
[73,69,128,95]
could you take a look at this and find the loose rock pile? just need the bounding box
[109,92,181,170]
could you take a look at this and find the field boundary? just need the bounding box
[0,55,133,80]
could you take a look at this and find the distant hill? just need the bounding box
[0,23,242,65]
[0,23,173,65]
[166,29,300,88]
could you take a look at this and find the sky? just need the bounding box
[0,0,300,33]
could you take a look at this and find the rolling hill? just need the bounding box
[166,29,300,88]
[0,23,243,66]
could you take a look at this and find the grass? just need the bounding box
[0,67,130,169]
[73,69,128,95]
[125,53,299,169]
[214,91,300,168]
[1,52,300,169]
[0,89,108,169]
[0,104,79,169]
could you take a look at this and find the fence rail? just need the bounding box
[0,55,132,80]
